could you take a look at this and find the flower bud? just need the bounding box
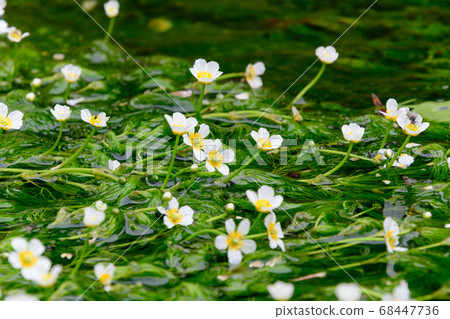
[423,211,432,219]
[162,191,172,202]
[31,78,42,87]
[190,164,199,173]
[26,92,36,102]
[225,203,235,213]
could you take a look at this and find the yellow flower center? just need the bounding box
[255,199,272,212]
[189,132,204,150]
[10,30,22,40]
[405,123,419,131]
[167,208,182,225]
[386,230,397,250]
[108,8,115,13]
[39,273,54,287]
[258,138,272,149]
[19,250,37,268]
[0,115,12,129]
[89,115,102,126]
[208,150,224,168]
[268,222,278,240]
[227,231,243,250]
[197,71,213,84]
[99,273,112,285]
[246,65,256,81]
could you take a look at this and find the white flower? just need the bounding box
[264,213,285,252]
[235,92,249,100]
[95,200,108,212]
[94,263,115,292]
[447,158,450,170]
[397,112,429,136]
[0,103,23,131]
[31,78,42,87]
[104,0,119,18]
[335,283,361,301]
[108,159,120,171]
[165,112,197,135]
[405,143,421,149]
[182,123,210,160]
[0,19,11,34]
[30,264,62,288]
[251,127,283,151]
[7,27,29,42]
[315,46,339,64]
[83,207,105,227]
[292,106,302,122]
[61,64,82,83]
[189,58,223,84]
[50,104,71,122]
[25,92,35,102]
[245,62,265,89]
[4,293,39,301]
[157,197,195,229]
[382,280,410,301]
[214,218,256,265]
[224,203,235,213]
[200,139,235,175]
[379,98,409,121]
[392,153,414,169]
[246,185,283,213]
[376,148,394,161]
[8,238,51,280]
[383,217,408,253]
[341,123,365,143]
[81,109,110,128]
[162,191,172,202]
[423,212,432,219]
[267,281,294,301]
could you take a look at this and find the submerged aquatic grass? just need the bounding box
[0,0,449,303]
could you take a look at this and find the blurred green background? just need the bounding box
[5,0,450,106]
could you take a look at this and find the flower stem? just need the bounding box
[387,135,411,169]
[244,232,267,239]
[11,42,18,79]
[380,121,393,149]
[130,145,189,169]
[195,83,206,124]
[323,142,354,176]
[38,168,119,182]
[319,148,372,162]
[216,72,244,81]
[69,230,91,277]
[288,63,326,108]
[206,212,228,223]
[222,149,261,184]
[58,127,97,169]
[105,18,115,43]
[0,129,3,137]
[249,211,265,233]
[42,122,64,156]
[183,229,225,242]
[161,134,180,190]
[64,82,71,104]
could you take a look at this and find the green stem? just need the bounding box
[38,168,118,182]
[161,135,180,190]
[380,121,393,149]
[133,207,158,214]
[183,229,225,242]
[57,127,97,169]
[323,142,354,176]
[288,63,326,108]
[216,72,244,81]
[0,129,3,137]
[195,83,206,124]
[222,149,261,184]
[387,135,412,169]
[11,42,18,79]
[105,18,115,42]
[245,232,267,239]
[69,230,91,277]
[64,82,71,104]
[42,122,64,156]
[249,211,265,233]
[319,148,372,162]
[130,145,189,168]
[206,212,228,223]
